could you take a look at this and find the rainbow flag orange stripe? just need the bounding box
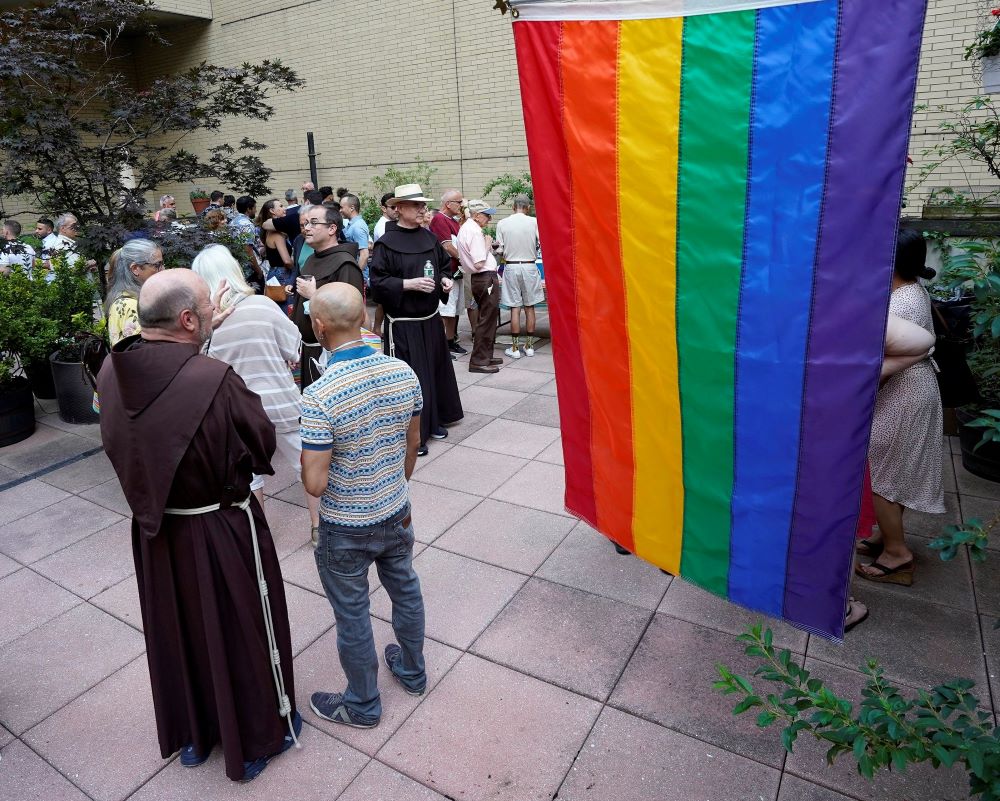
[512,0,927,640]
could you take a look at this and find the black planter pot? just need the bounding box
[0,376,36,446]
[25,358,56,400]
[956,406,1000,484]
[49,352,98,424]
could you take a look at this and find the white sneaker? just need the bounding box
[504,346,521,359]
[523,345,535,357]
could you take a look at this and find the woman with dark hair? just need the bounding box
[257,199,296,314]
[856,229,945,586]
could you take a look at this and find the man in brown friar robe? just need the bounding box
[291,203,363,390]
[370,184,464,456]
[97,269,302,783]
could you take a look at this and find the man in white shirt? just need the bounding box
[372,192,398,243]
[44,212,96,281]
[457,200,502,374]
[0,220,35,276]
[496,195,544,358]
[35,217,54,243]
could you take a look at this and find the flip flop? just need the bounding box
[855,558,914,586]
[844,598,869,633]
[855,538,883,559]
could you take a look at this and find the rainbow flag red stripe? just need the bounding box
[511,0,927,640]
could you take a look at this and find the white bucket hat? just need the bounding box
[388,184,433,205]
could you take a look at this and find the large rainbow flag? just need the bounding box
[510,0,927,640]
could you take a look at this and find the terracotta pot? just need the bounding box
[191,197,211,215]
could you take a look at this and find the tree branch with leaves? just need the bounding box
[0,0,303,292]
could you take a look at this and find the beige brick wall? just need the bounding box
[153,0,212,19]
[907,0,996,211]
[142,0,530,216]
[140,0,987,217]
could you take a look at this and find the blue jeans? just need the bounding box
[314,504,425,720]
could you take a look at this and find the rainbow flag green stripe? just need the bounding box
[676,11,756,594]
[512,0,927,640]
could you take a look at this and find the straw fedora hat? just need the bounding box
[387,184,433,205]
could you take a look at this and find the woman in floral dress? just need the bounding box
[857,230,945,586]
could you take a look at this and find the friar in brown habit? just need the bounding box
[97,269,302,783]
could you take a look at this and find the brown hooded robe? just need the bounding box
[291,241,362,390]
[370,222,463,446]
[97,336,296,782]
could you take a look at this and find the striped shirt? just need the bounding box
[206,294,303,433]
[301,346,422,527]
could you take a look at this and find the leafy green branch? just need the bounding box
[715,625,999,799]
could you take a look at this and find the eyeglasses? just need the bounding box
[143,260,164,270]
[303,219,332,228]
[446,200,464,206]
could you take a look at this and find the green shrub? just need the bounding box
[716,624,999,800]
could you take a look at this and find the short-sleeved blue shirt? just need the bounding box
[343,215,370,252]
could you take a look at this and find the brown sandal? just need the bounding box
[855,558,914,586]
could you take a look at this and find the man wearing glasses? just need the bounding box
[429,189,470,357]
[291,204,364,390]
[370,184,464,456]
[43,212,96,281]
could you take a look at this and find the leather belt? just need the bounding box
[504,260,536,264]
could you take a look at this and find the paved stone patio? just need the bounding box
[0,315,995,800]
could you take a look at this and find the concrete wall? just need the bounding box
[138,0,989,216]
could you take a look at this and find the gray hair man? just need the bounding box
[456,199,502,373]
[496,194,543,357]
[155,194,176,222]
[44,212,96,278]
[429,189,470,356]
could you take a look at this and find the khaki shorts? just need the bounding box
[501,262,545,308]
[251,427,301,491]
[438,270,466,317]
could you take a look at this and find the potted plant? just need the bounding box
[967,8,1000,94]
[38,252,103,423]
[189,189,211,215]
[0,258,60,399]
[938,238,1000,480]
[0,354,35,446]
[50,313,106,425]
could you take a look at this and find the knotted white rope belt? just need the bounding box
[385,310,439,358]
[163,496,300,749]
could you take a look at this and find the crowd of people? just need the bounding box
[23,177,546,783]
[2,170,950,777]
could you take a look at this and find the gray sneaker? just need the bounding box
[309,692,379,728]
[383,643,426,696]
